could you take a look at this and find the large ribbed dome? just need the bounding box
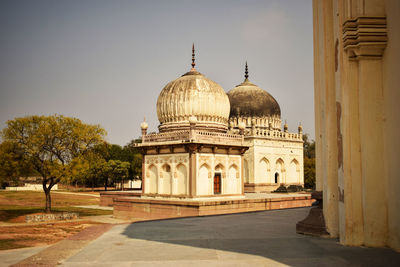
[227,65,280,118]
[157,62,230,133]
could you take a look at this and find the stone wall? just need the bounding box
[6,184,58,191]
[25,212,78,223]
[244,138,304,192]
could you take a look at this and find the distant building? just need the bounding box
[227,63,304,192]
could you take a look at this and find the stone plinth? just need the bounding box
[296,191,329,236]
[113,194,313,221]
[100,191,141,207]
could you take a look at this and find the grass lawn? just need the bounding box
[0,190,112,250]
[0,191,112,222]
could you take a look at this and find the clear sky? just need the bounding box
[0,0,314,146]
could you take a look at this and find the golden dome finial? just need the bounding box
[191,43,196,71]
[245,61,249,81]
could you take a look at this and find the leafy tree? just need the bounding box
[131,153,142,180]
[304,157,316,189]
[124,139,142,180]
[107,160,130,191]
[68,155,90,188]
[1,115,106,212]
[0,141,36,188]
[303,134,316,189]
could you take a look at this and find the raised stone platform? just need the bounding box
[100,191,141,207]
[112,193,313,221]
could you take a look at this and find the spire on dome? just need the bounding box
[245,61,249,81]
[191,43,196,71]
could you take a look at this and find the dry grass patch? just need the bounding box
[0,221,102,250]
[0,191,113,250]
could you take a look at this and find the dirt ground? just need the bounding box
[0,220,103,250]
[0,190,111,250]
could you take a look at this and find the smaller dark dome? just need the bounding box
[227,79,281,118]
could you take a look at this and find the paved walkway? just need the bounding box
[0,246,49,267]
[58,208,400,266]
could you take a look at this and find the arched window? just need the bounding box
[275,172,279,184]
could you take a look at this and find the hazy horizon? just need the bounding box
[0,0,314,146]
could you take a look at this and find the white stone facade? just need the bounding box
[142,149,244,198]
[243,137,304,192]
[196,153,242,196]
[144,153,190,196]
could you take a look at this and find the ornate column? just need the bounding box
[343,16,387,246]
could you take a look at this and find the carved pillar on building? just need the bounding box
[342,16,388,246]
[187,143,198,197]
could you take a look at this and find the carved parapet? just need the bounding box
[343,17,387,59]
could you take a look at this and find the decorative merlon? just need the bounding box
[343,17,387,59]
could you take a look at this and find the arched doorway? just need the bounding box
[214,164,224,194]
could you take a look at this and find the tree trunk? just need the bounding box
[121,178,124,191]
[45,190,51,213]
[104,178,107,191]
[42,181,52,213]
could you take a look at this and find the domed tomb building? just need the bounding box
[137,46,248,199]
[227,63,304,192]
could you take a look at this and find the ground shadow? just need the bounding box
[120,208,400,266]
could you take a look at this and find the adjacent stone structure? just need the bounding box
[227,63,304,192]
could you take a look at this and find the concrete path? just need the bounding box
[11,224,113,266]
[0,246,49,267]
[60,208,400,266]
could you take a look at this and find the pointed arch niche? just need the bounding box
[287,159,300,184]
[175,163,187,195]
[275,158,285,184]
[259,157,270,183]
[160,163,172,195]
[198,163,211,196]
[227,164,240,194]
[147,165,158,194]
